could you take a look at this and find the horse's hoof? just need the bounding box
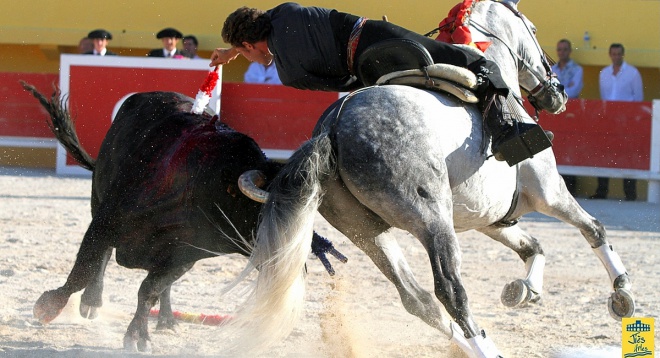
[34,290,69,324]
[501,279,531,307]
[79,303,99,320]
[608,288,635,320]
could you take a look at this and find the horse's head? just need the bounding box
[469,0,567,114]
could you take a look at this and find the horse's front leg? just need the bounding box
[540,198,635,320]
[478,225,545,307]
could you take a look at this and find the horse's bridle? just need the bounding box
[468,1,563,105]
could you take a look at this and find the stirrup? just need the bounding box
[492,122,552,166]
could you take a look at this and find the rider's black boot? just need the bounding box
[483,93,514,162]
[482,90,553,166]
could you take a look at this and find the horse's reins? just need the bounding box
[468,2,555,103]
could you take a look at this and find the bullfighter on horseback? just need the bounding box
[210,1,554,165]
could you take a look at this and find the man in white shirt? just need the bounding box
[552,39,583,196]
[244,62,282,85]
[591,43,644,201]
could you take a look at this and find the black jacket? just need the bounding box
[267,2,358,92]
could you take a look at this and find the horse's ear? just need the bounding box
[499,0,520,8]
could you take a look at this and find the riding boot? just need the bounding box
[481,88,553,166]
[482,90,515,161]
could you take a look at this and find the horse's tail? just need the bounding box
[228,130,335,353]
[20,81,95,171]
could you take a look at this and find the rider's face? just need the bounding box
[238,41,273,65]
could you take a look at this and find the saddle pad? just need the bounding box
[377,63,477,90]
[384,76,478,103]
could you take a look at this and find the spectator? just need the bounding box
[551,39,583,196]
[182,35,202,59]
[85,29,117,56]
[591,43,643,201]
[244,62,282,85]
[147,27,183,58]
[78,37,93,54]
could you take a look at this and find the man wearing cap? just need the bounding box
[85,29,117,56]
[148,27,183,58]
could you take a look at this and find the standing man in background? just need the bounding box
[148,28,183,58]
[78,37,93,54]
[591,43,643,201]
[85,29,117,56]
[182,35,202,59]
[551,39,583,196]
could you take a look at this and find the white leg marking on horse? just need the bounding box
[524,254,545,294]
[593,244,628,285]
[449,321,472,356]
[467,329,502,358]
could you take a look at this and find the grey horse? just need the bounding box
[229,1,635,357]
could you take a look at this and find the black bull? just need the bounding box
[21,84,345,351]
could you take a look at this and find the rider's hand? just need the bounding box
[209,47,239,67]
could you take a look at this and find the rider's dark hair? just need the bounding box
[222,7,272,47]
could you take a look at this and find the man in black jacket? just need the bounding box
[210,3,536,163]
[148,27,183,58]
[85,29,117,56]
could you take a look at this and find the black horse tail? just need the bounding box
[225,130,336,353]
[20,81,95,171]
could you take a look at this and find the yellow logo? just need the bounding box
[622,317,654,357]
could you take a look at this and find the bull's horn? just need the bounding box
[238,170,269,203]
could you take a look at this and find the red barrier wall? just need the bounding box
[531,99,652,170]
[2,71,653,173]
[0,72,58,138]
[219,83,339,150]
[67,66,212,159]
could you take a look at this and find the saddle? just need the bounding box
[356,38,479,103]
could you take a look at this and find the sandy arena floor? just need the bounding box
[0,166,658,357]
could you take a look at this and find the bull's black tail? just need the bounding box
[20,81,95,171]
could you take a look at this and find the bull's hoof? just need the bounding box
[123,334,152,353]
[79,303,99,320]
[156,316,178,331]
[608,288,635,321]
[501,279,539,307]
[34,290,69,324]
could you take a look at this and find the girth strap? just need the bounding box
[492,163,521,227]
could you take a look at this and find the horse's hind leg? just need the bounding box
[539,198,635,319]
[319,177,470,351]
[323,176,500,357]
[79,247,113,319]
[478,225,546,307]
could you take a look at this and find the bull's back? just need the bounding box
[88,91,272,268]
